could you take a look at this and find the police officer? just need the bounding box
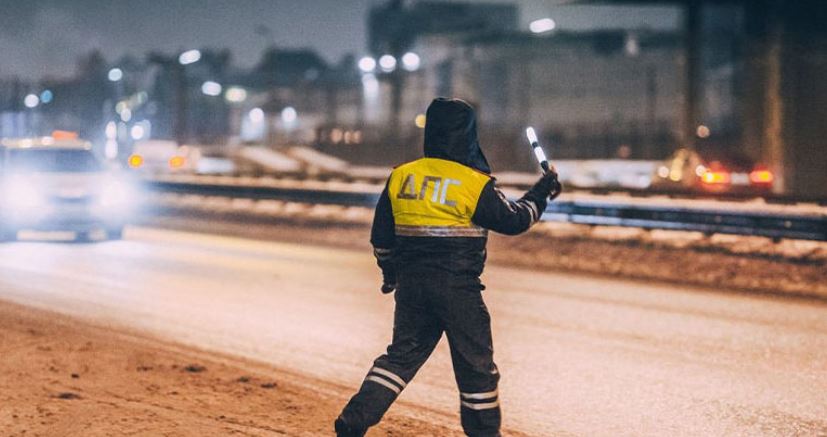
[335,98,561,437]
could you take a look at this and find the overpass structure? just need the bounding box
[588,0,827,198]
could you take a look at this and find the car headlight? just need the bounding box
[99,179,135,208]
[3,177,45,210]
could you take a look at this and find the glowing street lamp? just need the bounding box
[40,90,54,104]
[281,106,297,125]
[530,18,556,34]
[224,86,248,103]
[201,81,222,96]
[178,49,202,65]
[108,68,124,82]
[23,94,39,108]
[379,55,397,73]
[130,124,145,140]
[249,107,265,123]
[358,56,377,73]
[401,52,421,72]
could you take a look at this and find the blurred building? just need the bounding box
[368,0,518,55]
[404,30,683,164]
[354,1,695,168]
[232,48,362,146]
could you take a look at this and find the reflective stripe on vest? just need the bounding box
[388,158,490,237]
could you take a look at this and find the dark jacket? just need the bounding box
[371,98,547,284]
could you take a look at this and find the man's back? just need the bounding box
[381,157,492,277]
[335,98,561,437]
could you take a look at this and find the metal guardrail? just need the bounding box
[545,202,825,241]
[144,180,827,242]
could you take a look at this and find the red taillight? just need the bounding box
[750,169,774,184]
[702,170,730,185]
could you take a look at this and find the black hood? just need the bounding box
[423,98,491,174]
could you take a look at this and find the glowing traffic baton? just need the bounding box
[525,127,552,174]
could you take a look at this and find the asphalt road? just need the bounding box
[0,227,825,436]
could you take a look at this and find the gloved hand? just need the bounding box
[528,171,562,201]
[381,269,397,294]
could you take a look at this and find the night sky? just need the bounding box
[0,0,679,81]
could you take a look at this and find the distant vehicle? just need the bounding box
[0,136,137,241]
[650,147,774,195]
[128,140,200,174]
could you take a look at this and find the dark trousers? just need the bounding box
[337,271,501,436]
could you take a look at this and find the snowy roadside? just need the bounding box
[143,195,827,300]
[0,301,463,436]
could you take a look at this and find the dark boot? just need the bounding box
[334,416,366,437]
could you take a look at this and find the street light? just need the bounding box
[40,90,53,104]
[401,52,421,72]
[379,55,397,73]
[530,18,556,34]
[130,124,146,140]
[23,94,39,108]
[120,108,132,122]
[281,106,297,125]
[178,49,202,65]
[225,86,247,103]
[108,68,124,82]
[358,56,377,73]
[201,81,222,96]
[249,107,265,123]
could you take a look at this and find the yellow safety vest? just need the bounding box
[387,157,491,237]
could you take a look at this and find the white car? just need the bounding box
[0,137,137,241]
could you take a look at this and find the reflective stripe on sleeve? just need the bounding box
[460,400,500,410]
[365,375,401,394]
[373,248,393,261]
[516,199,539,224]
[395,225,487,237]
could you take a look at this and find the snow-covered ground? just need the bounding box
[146,192,827,265]
[147,173,827,217]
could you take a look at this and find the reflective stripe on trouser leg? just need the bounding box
[460,388,499,410]
[437,282,502,436]
[364,367,407,394]
[459,388,501,436]
[337,278,442,432]
[337,367,407,431]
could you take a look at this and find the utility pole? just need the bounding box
[682,0,702,149]
[645,64,657,159]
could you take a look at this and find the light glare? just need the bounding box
[281,106,297,124]
[105,121,117,139]
[130,125,145,140]
[379,55,396,72]
[526,127,538,144]
[108,68,124,82]
[225,87,248,103]
[23,94,39,108]
[401,52,421,71]
[201,81,222,96]
[40,90,53,104]
[534,147,547,163]
[249,108,265,123]
[358,56,377,73]
[530,18,556,34]
[105,139,118,159]
[179,49,202,65]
